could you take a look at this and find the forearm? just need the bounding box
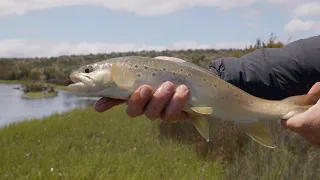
[209,35,320,100]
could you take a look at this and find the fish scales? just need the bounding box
[105,56,285,120]
[68,56,319,148]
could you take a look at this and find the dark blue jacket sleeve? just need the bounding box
[209,35,320,100]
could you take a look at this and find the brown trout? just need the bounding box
[67,56,319,148]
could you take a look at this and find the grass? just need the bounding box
[0,106,224,180]
[0,80,68,91]
[0,98,319,180]
[23,91,58,99]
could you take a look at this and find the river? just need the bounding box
[0,84,99,127]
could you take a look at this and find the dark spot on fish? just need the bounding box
[130,68,133,70]
[137,73,141,78]
[214,84,217,88]
[135,65,138,68]
[155,69,158,72]
[180,69,183,71]
[250,100,253,104]
[203,78,206,82]
[172,72,176,75]
[163,68,166,71]
[152,73,156,76]
[234,93,239,97]
[144,66,148,69]
[107,85,111,88]
[188,73,192,76]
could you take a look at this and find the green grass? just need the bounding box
[0,104,319,180]
[0,106,224,180]
[23,91,58,99]
[0,80,68,91]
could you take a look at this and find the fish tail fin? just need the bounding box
[235,94,320,149]
[281,94,320,120]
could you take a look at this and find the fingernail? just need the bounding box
[140,86,151,98]
[177,85,188,93]
[162,82,174,92]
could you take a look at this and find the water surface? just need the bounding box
[0,84,99,127]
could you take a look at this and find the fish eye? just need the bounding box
[84,66,93,73]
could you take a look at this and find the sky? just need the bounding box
[0,0,319,58]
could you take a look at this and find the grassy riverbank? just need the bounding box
[0,80,68,91]
[0,106,224,180]
[23,91,58,99]
[1,105,320,179]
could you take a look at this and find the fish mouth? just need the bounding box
[67,72,94,92]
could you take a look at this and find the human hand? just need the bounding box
[281,82,320,147]
[94,56,190,123]
[94,81,189,122]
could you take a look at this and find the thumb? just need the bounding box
[281,114,301,132]
[308,82,320,96]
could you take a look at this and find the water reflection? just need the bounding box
[0,84,98,127]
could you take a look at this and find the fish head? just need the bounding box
[67,62,115,97]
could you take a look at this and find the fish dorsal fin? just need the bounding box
[110,62,136,89]
[188,113,210,142]
[191,106,213,114]
[154,56,186,62]
[237,121,276,148]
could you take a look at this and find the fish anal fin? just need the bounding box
[237,121,276,149]
[191,106,213,115]
[110,62,136,89]
[188,113,210,142]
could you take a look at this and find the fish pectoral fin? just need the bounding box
[188,113,210,142]
[110,62,136,89]
[237,121,276,149]
[191,106,213,114]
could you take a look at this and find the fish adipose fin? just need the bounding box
[110,62,136,89]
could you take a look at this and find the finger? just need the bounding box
[144,81,175,120]
[94,98,126,112]
[308,82,320,95]
[162,84,189,121]
[281,113,303,130]
[126,85,153,118]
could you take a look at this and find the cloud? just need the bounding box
[0,0,274,17]
[292,2,320,17]
[0,39,252,58]
[241,10,261,19]
[284,18,320,33]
